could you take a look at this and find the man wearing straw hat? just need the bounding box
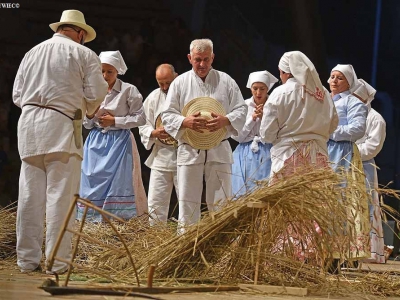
[13,10,107,274]
[161,39,247,231]
[260,51,338,179]
[139,64,179,225]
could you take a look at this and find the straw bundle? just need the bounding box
[0,204,17,259]
[93,165,369,287]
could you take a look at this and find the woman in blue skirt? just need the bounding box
[327,64,369,265]
[231,71,278,197]
[77,50,146,221]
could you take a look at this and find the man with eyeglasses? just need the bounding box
[12,10,107,275]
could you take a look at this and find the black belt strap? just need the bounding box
[23,104,73,121]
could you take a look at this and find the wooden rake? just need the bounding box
[46,194,140,287]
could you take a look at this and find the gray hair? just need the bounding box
[189,39,213,54]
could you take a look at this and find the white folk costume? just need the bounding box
[355,79,386,263]
[13,10,108,273]
[162,68,247,229]
[77,51,147,222]
[260,51,338,178]
[327,64,369,261]
[231,71,278,196]
[139,88,178,225]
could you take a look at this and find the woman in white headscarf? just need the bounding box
[327,65,369,268]
[231,71,278,196]
[354,79,386,263]
[77,50,147,221]
[260,51,338,179]
[259,51,338,263]
[327,64,368,171]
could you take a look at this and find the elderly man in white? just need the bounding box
[12,10,107,274]
[260,51,338,178]
[354,79,386,263]
[161,39,247,231]
[139,64,179,225]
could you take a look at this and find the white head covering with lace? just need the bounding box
[278,51,325,101]
[328,64,358,92]
[246,71,278,91]
[99,50,128,75]
[353,79,376,105]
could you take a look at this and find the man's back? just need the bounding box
[13,33,105,118]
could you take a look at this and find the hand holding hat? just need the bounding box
[182,112,208,133]
[205,112,230,132]
[181,97,228,150]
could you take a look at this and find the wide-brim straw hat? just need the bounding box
[155,114,177,146]
[182,97,227,150]
[49,10,96,43]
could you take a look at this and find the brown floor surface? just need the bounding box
[0,260,399,300]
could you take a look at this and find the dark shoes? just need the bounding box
[20,264,43,274]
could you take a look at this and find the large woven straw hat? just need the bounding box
[49,10,96,43]
[155,114,177,146]
[182,97,227,150]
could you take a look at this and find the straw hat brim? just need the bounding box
[155,114,177,146]
[182,97,227,150]
[49,22,96,43]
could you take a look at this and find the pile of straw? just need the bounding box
[0,204,17,259]
[85,167,367,285]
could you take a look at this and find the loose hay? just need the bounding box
[1,167,400,297]
[0,203,17,259]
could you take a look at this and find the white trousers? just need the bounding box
[16,152,81,272]
[148,169,178,225]
[177,162,231,229]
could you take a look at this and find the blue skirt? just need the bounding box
[327,139,353,172]
[77,128,136,221]
[232,141,272,197]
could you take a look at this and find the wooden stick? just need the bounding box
[147,265,156,288]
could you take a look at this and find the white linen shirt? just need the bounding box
[139,88,177,171]
[231,97,263,143]
[356,107,386,161]
[260,78,338,172]
[161,69,247,165]
[83,78,146,130]
[13,33,108,159]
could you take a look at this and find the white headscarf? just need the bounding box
[328,64,358,92]
[246,71,278,91]
[99,50,128,75]
[353,79,376,105]
[278,51,325,101]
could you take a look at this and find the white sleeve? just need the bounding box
[114,86,146,129]
[138,96,156,150]
[357,117,386,161]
